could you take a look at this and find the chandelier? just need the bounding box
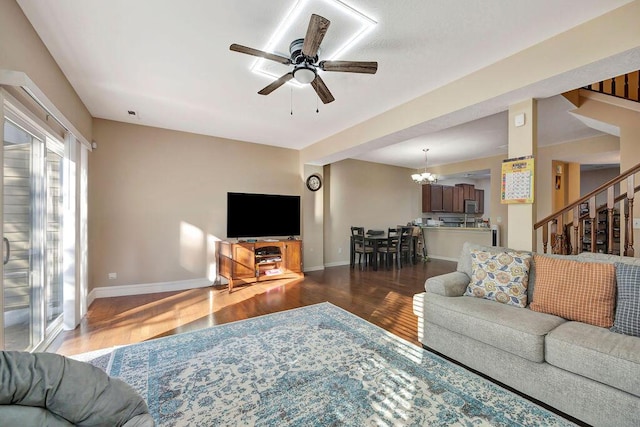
[411,148,437,184]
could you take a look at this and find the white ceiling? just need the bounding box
[16,0,636,169]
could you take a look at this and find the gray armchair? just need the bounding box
[0,351,154,426]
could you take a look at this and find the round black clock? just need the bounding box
[306,174,322,191]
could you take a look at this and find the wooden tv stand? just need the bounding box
[218,240,303,292]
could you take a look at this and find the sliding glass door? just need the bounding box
[2,114,64,351]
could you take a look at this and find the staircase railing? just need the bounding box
[534,162,640,256]
[583,71,640,103]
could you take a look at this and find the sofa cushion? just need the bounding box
[530,255,616,328]
[611,262,640,337]
[546,321,640,397]
[424,293,566,362]
[464,249,532,307]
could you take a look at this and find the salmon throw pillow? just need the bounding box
[530,255,616,328]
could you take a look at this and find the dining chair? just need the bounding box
[397,226,414,268]
[377,227,399,269]
[350,226,374,269]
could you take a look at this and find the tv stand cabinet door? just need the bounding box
[232,243,256,278]
[284,241,302,273]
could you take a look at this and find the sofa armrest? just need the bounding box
[425,271,470,297]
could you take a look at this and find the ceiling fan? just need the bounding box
[230,14,378,104]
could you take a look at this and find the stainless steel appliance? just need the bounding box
[464,199,478,214]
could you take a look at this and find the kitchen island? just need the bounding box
[422,226,498,261]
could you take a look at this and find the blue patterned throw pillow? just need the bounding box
[464,249,532,308]
[612,262,640,337]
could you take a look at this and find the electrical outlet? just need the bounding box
[338,248,342,254]
[634,218,640,229]
[108,272,117,280]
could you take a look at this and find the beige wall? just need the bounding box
[302,164,324,271]
[534,134,620,253]
[0,0,92,140]
[581,167,620,206]
[323,159,419,266]
[89,119,301,289]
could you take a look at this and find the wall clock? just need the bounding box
[306,174,322,191]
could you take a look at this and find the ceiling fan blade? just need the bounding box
[311,75,335,104]
[302,14,330,58]
[258,72,294,95]
[230,44,291,65]
[319,60,378,74]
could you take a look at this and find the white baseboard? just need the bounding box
[427,255,459,262]
[323,261,351,268]
[87,277,213,306]
[303,265,325,272]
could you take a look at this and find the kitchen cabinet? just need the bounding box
[422,184,444,212]
[456,183,475,200]
[424,183,485,214]
[443,186,454,212]
[475,189,484,214]
[453,186,464,213]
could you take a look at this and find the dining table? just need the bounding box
[349,229,421,271]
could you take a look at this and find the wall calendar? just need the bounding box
[501,156,534,204]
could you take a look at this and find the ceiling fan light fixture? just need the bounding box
[293,65,316,84]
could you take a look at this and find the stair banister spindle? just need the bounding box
[624,73,629,99]
[611,77,616,97]
[557,215,565,254]
[542,222,549,253]
[589,197,596,253]
[627,175,635,257]
[573,206,580,255]
[624,198,630,256]
[607,187,615,254]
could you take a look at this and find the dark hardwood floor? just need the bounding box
[49,259,457,356]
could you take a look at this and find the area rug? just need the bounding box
[107,302,575,426]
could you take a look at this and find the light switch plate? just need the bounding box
[634,218,640,229]
[514,113,525,127]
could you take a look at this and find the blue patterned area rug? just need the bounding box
[107,302,575,426]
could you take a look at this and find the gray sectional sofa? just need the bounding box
[413,242,640,427]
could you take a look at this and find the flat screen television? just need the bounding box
[227,192,301,238]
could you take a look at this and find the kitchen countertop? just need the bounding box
[422,226,491,231]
